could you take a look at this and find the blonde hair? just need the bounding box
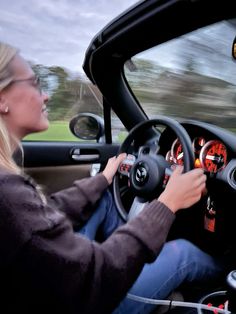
[0,42,22,174]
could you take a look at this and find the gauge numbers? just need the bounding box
[199,140,227,173]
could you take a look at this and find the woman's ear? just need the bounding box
[0,94,9,114]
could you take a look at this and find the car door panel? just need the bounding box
[25,165,92,194]
[23,141,119,193]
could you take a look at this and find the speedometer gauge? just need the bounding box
[171,138,184,165]
[199,140,227,173]
[165,150,174,163]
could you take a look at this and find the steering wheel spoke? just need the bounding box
[165,167,173,177]
[128,197,148,220]
[118,154,136,178]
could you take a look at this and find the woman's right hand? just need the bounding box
[158,166,206,213]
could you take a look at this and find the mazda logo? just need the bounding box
[136,166,148,183]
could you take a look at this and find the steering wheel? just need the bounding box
[113,116,195,221]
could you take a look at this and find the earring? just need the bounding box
[0,105,9,114]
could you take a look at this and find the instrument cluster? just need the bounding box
[166,136,228,173]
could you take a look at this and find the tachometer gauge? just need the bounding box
[192,137,206,154]
[165,150,175,164]
[171,139,184,165]
[199,140,227,173]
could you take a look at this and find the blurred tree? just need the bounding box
[47,66,79,121]
[31,62,104,122]
[125,57,236,128]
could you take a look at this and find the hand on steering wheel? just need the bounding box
[113,116,196,221]
[158,166,206,213]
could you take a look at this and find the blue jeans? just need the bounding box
[78,190,123,240]
[78,190,223,314]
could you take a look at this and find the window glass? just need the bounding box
[24,64,104,141]
[24,65,127,143]
[124,19,236,132]
[111,110,128,143]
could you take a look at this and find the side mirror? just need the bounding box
[69,113,105,142]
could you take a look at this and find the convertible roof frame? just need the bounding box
[83,0,236,130]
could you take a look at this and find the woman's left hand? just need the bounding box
[102,153,127,185]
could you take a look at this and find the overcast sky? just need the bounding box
[1,0,236,85]
[0,0,138,74]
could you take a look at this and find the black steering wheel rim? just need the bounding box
[113,116,195,221]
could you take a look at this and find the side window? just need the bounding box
[24,63,104,142]
[24,62,127,143]
[111,110,127,143]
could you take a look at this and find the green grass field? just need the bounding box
[24,121,236,142]
[24,122,79,141]
[24,121,127,142]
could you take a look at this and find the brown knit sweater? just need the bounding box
[0,169,175,314]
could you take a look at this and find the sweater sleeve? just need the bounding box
[0,172,175,314]
[48,173,109,227]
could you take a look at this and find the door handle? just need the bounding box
[71,148,99,162]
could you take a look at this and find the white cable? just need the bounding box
[127,293,231,314]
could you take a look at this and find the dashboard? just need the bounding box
[117,120,236,254]
[166,137,227,173]
[159,121,236,174]
[158,121,236,254]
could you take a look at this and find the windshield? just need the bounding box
[125,19,236,132]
